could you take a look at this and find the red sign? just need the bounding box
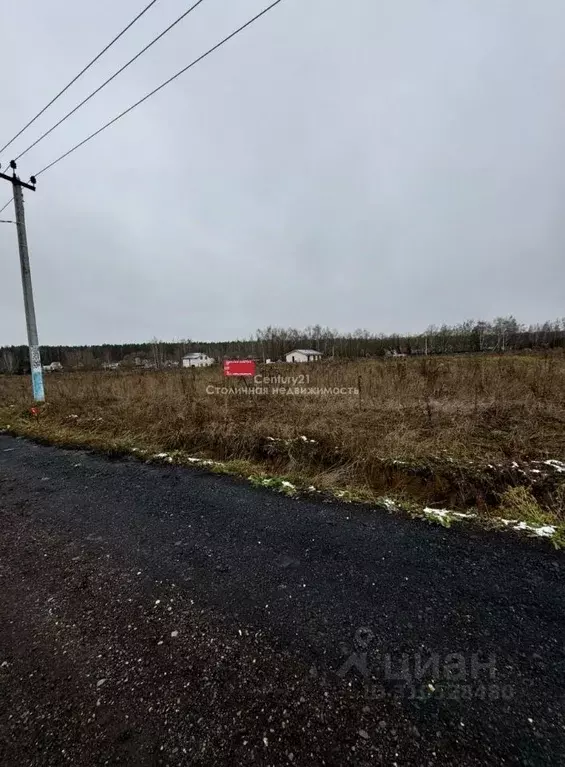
[223,360,256,377]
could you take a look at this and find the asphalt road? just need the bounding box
[0,434,564,766]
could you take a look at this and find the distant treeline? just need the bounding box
[1,316,565,373]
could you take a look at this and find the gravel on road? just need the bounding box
[0,435,564,766]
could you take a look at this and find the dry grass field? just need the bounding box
[2,353,565,521]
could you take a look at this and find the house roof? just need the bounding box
[183,352,207,359]
[286,349,323,356]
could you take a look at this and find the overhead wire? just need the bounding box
[36,0,285,178]
[13,0,207,163]
[0,0,161,158]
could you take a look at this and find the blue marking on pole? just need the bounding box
[32,369,45,402]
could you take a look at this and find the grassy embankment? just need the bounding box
[2,354,565,537]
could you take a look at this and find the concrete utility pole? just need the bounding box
[0,160,44,402]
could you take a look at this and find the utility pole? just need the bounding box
[0,160,44,402]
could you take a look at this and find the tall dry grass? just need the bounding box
[2,354,565,512]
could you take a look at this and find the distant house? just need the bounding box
[102,362,120,370]
[182,353,214,368]
[285,349,323,363]
[43,361,63,373]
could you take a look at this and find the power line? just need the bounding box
[14,0,207,163]
[0,198,12,215]
[0,0,160,158]
[36,0,285,178]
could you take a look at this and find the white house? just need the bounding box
[182,352,214,368]
[43,361,63,372]
[285,349,323,363]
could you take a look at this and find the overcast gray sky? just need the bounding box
[1,0,564,344]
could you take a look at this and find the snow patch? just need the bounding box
[495,517,556,538]
[544,459,565,473]
[267,435,316,446]
[424,509,556,538]
[534,526,557,537]
[423,507,478,521]
[423,508,451,519]
[496,518,518,527]
[152,452,173,463]
[512,521,556,537]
